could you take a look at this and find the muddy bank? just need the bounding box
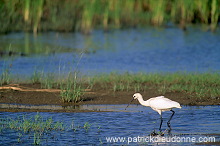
[0,84,219,112]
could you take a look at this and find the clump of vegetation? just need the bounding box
[60,73,84,103]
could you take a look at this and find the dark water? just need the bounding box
[0,106,220,145]
[1,27,220,77]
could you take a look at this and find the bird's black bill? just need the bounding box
[125,99,134,110]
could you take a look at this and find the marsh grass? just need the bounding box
[83,122,91,132]
[0,113,64,145]
[40,73,55,89]
[30,71,57,89]
[31,70,42,84]
[3,113,64,132]
[91,72,220,98]
[0,113,100,145]
[0,67,11,85]
[1,70,220,101]
[33,132,41,145]
[60,73,84,103]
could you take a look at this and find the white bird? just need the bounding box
[125,93,181,132]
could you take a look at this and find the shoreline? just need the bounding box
[0,83,219,112]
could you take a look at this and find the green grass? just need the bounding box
[1,70,220,102]
[89,72,220,98]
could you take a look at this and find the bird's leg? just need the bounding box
[167,110,175,130]
[159,114,163,132]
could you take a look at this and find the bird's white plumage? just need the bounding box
[149,96,181,109]
[133,93,181,115]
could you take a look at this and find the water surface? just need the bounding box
[0,106,219,145]
[1,27,220,77]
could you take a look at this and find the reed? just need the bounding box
[196,0,209,24]
[80,0,96,34]
[0,0,219,33]
[102,0,110,30]
[149,0,167,26]
[32,0,44,35]
[23,0,30,24]
[111,0,121,28]
[211,0,219,31]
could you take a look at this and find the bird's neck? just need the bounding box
[137,97,150,107]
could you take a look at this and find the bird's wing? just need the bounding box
[155,96,165,98]
[149,97,180,110]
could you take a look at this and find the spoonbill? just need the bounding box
[125,93,181,132]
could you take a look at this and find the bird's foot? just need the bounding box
[150,130,158,136]
[150,130,164,136]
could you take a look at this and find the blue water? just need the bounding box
[0,27,220,76]
[0,106,220,145]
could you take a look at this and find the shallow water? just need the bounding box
[0,106,220,145]
[1,27,220,77]
[0,103,143,112]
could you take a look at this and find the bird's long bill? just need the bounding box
[125,98,134,110]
